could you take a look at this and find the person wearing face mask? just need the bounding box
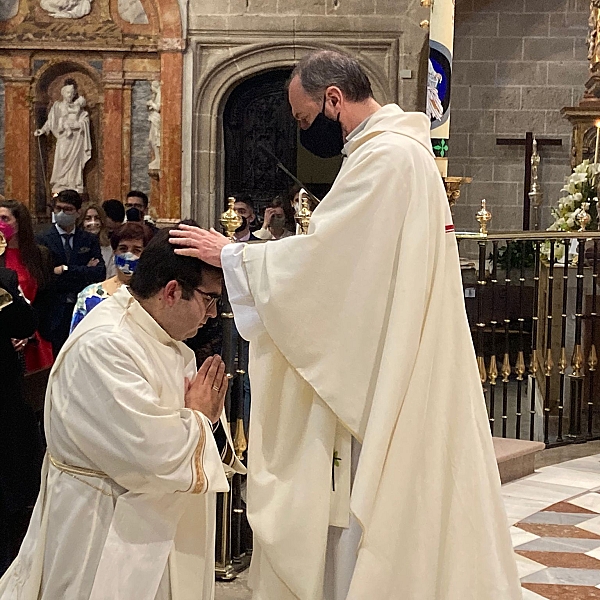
[36,189,105,357]
[79,201,116,278]
[0,200,54,373]
[169,49,521,600]
[70,221,152,332]
[254,199,294,241]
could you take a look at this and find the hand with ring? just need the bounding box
[184,355,228,423]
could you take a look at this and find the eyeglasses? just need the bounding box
[194,288,220,311]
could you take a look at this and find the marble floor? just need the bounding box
[215,446,600,600]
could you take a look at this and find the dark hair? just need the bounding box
[55,189,82,211]
[102,199,125,223]
[130,228,222,300]
[110,222,153,251]
[0,200,50,288]
[126,190,149,208]
[234,195,255,213]
[268,196,295,230]
[290,50,373,103]
[179,218,199,227]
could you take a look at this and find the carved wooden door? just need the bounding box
[223,69,296,209]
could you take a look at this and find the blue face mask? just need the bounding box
[114,252,140,276]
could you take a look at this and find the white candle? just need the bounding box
[595,123,600,164]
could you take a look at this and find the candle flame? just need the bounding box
[596,120,600,128]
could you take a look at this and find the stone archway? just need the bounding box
[189,40,395,228]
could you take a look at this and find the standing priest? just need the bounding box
[170,50,521,600]
[0,230,244,600]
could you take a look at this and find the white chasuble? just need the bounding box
[222,104,521,600]
[0,286,243,600]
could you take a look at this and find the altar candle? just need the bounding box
[595,122,600,164]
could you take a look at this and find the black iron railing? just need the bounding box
[458,231,600,447]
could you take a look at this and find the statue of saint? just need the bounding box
[34,79,92,195]
[589,0,600,72]
[147,80,161,171]
[40,0,92,19]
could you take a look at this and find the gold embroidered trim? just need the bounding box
[190,412,207,494]
[48,453,113,497]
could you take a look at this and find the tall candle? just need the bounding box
[595,122,600,164]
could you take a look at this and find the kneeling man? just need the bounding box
[0,229,244,600]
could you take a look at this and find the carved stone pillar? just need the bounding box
[102,57,125,201]
[4,54,32,206]
[158,51,182,221]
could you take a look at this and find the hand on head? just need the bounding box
[184,355,228,423]
[169,224,231,268]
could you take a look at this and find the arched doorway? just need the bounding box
[223,69,296,210]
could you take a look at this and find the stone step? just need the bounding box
[493,437,545,484]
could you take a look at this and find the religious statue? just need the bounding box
[40,0,92,18]
[118,0,148,24]
[147,80,161,171]
[586,0,600,98]
[426,59,444,122]
[34,79,92,195]
[0,0,19,20]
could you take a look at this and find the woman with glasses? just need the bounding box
[70,222,152,332]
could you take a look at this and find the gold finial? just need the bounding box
[0,231,6,257]
[589,344,598,371]
[544,349,554,377]
[477,355,487,385]
[515,351,526,381]
[501,352,512,383]
[220,197,243,240]
[233,417,247,460]
[529,349,538,376]
[476,199,492,235]
[294,190,313,235]
[559,348,567,375]
[488,355,498,386]
[572,344,585,378]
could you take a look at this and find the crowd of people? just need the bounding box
[0,182,310,573]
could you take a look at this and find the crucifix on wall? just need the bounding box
[496,132,562,230]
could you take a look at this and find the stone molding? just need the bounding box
[188,33,404,227]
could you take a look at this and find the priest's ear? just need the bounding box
[161,280,183,305]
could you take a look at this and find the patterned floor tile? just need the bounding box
[528,467,600,491]
[516,523,600,540]
[515,553,548,579]
[523,584,600,599]
[515,537,600,554]
[577,516,600,537]
[517,551,600,569]
[523,512,595,526]
[521,588,550,600]
[502,480,591,504]
[521,568,600,586]
[569,493,600,513]
[511,525,540,548]
[542,502,599,515]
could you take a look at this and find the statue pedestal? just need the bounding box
[561,100,600,168]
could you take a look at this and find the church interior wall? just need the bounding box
[185,0,430,226]
[449,0,589,233]
[131,79,152,197]
[0,79,4,197]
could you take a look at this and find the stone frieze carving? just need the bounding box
[40,0,92,19]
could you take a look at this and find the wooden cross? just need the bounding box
[496,132,562,230]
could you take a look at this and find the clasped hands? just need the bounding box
[169,224,231,268]
[184,355,228,424]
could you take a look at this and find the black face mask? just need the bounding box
[235,216,248,234]
[299,96,344,159]
[126,207,142,222]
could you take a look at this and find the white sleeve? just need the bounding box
[253,228,274,240]
[221,242,266,341]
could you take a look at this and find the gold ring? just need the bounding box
[212,385,220,392]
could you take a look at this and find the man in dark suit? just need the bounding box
[37,189,105,356]
[0,266,42,575]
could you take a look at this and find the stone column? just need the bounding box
[4,55,32,206]
[102,57,127,201]
[121,81,133,198]
[158,50,183,221]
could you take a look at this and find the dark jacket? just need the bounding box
[36,226,105,340]
[0,268,42,515]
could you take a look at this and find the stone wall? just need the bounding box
[0,80,4,197]
[449,0,589,232]
[184,0,429,225]
[130,80,151,197]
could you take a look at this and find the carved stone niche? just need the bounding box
[32,60,101,211]
[561,104,600,169]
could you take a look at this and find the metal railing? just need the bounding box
[458,231,600,446]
